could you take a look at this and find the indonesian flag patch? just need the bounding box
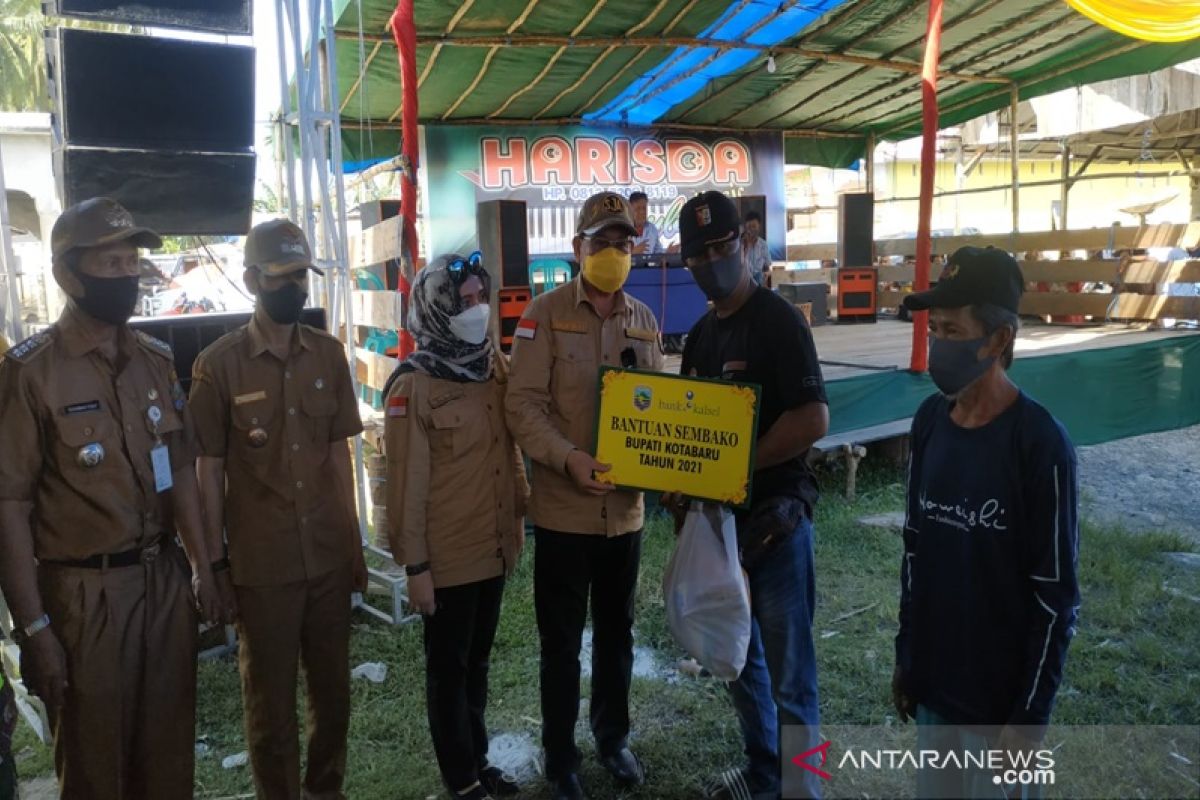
[387,396,408,418]
[516,318,538,340]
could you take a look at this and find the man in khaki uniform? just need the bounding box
[506,192,665,800]
[0,197,220,799]
[189,219,366,800]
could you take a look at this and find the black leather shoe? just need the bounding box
[600,747,646,787]
[550,772,586,800]
[478,765,520,797]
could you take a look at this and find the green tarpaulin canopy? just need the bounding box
[329,0,1200,168]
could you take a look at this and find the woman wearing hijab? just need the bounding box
[384,253,529,800]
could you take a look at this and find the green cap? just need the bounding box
[51,197,162,261]
[244,219,324,276]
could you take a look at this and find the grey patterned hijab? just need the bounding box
[385,253,493,390]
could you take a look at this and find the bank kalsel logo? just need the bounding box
[633,386,652,412]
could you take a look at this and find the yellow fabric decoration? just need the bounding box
[1063,0,1200,43]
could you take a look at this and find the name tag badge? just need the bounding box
[625,327,656,343]
[234,390,268,406]
[64,400,101,415]
[151,444,173,493]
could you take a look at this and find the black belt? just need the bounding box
[44,537,165,570]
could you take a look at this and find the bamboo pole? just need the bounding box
[874,35,1143,140]
[873,167,1195,203]
[441,46,500,119]
[574,46,656,114]
[338,31,1007,84]
[488,0,609,118]
[1059,143,1070,230]
[339,39,383,115]
[676,0,925,122]
[338,117,865,138]
[530,0,684,119]
[865,131,876,194]
[612,0,798,117]
[732,0,1013,129]
[391,0,479,121]
[532,45,617,119]
[823,0,1070,133]
[1010,85,1020,235]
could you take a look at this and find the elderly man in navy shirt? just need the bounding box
[893,247,1080,799]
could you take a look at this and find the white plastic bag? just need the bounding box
[662,501,751,681]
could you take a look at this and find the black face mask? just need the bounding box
[689,241,745,301]
[74,273,140,325]
[259,282,308,325]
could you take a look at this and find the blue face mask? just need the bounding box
[928,335,995,397]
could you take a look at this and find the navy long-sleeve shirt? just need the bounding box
[896,392,1080,729]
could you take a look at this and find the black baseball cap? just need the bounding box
[903,246,1024,314]
[680,191,740,261]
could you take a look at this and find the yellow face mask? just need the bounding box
[581,247,632,293]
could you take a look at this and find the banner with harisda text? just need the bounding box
[421,124,786,261]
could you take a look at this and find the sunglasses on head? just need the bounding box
[447,251,484,282]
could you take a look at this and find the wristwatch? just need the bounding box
[405,561,431,577]
[11,613,50,646]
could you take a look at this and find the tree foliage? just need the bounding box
[0,0,48,112]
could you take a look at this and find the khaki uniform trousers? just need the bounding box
[235,561,352,800]
[38,543,198,800]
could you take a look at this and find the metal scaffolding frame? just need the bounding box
[0,147,25,346]
[274,0,405,621]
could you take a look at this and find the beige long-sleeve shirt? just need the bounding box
[384,358,528,589]
[505,276,665,536]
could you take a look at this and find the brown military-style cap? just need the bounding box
[575,191,637,237]
[244,219,325,276]
[51,197,162,260]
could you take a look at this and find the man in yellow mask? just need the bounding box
[506,191,664,800]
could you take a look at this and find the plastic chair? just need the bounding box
[528,259,572,297]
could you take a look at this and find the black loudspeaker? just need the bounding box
[47,28,256,235]
[477,200,529,288]
[46,0,251,35]
[130,308,327,393]
[838,192,874,268]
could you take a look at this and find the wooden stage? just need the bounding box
[665,318,1194,381]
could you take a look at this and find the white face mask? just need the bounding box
[449,303,491,345]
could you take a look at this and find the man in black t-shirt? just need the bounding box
[894,247,1079,799]
[670,192,829,800]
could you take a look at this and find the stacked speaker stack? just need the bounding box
[45,0,255,235]
[477,200,532,351]
[836,192,878,323]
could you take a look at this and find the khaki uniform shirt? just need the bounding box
[384,355,528,589]
[0,306,195,560]
[188,318,363,587]
[506,276,665,536]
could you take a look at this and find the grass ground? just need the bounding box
[11,462,1200,798]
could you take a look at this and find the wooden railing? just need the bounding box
[347,216,404,395]
[778,224,1200,322]
[784,223,1200,262]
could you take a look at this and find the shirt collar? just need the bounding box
[58,303,137,359]
[246,313,311,358]
[572,274,631,318]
